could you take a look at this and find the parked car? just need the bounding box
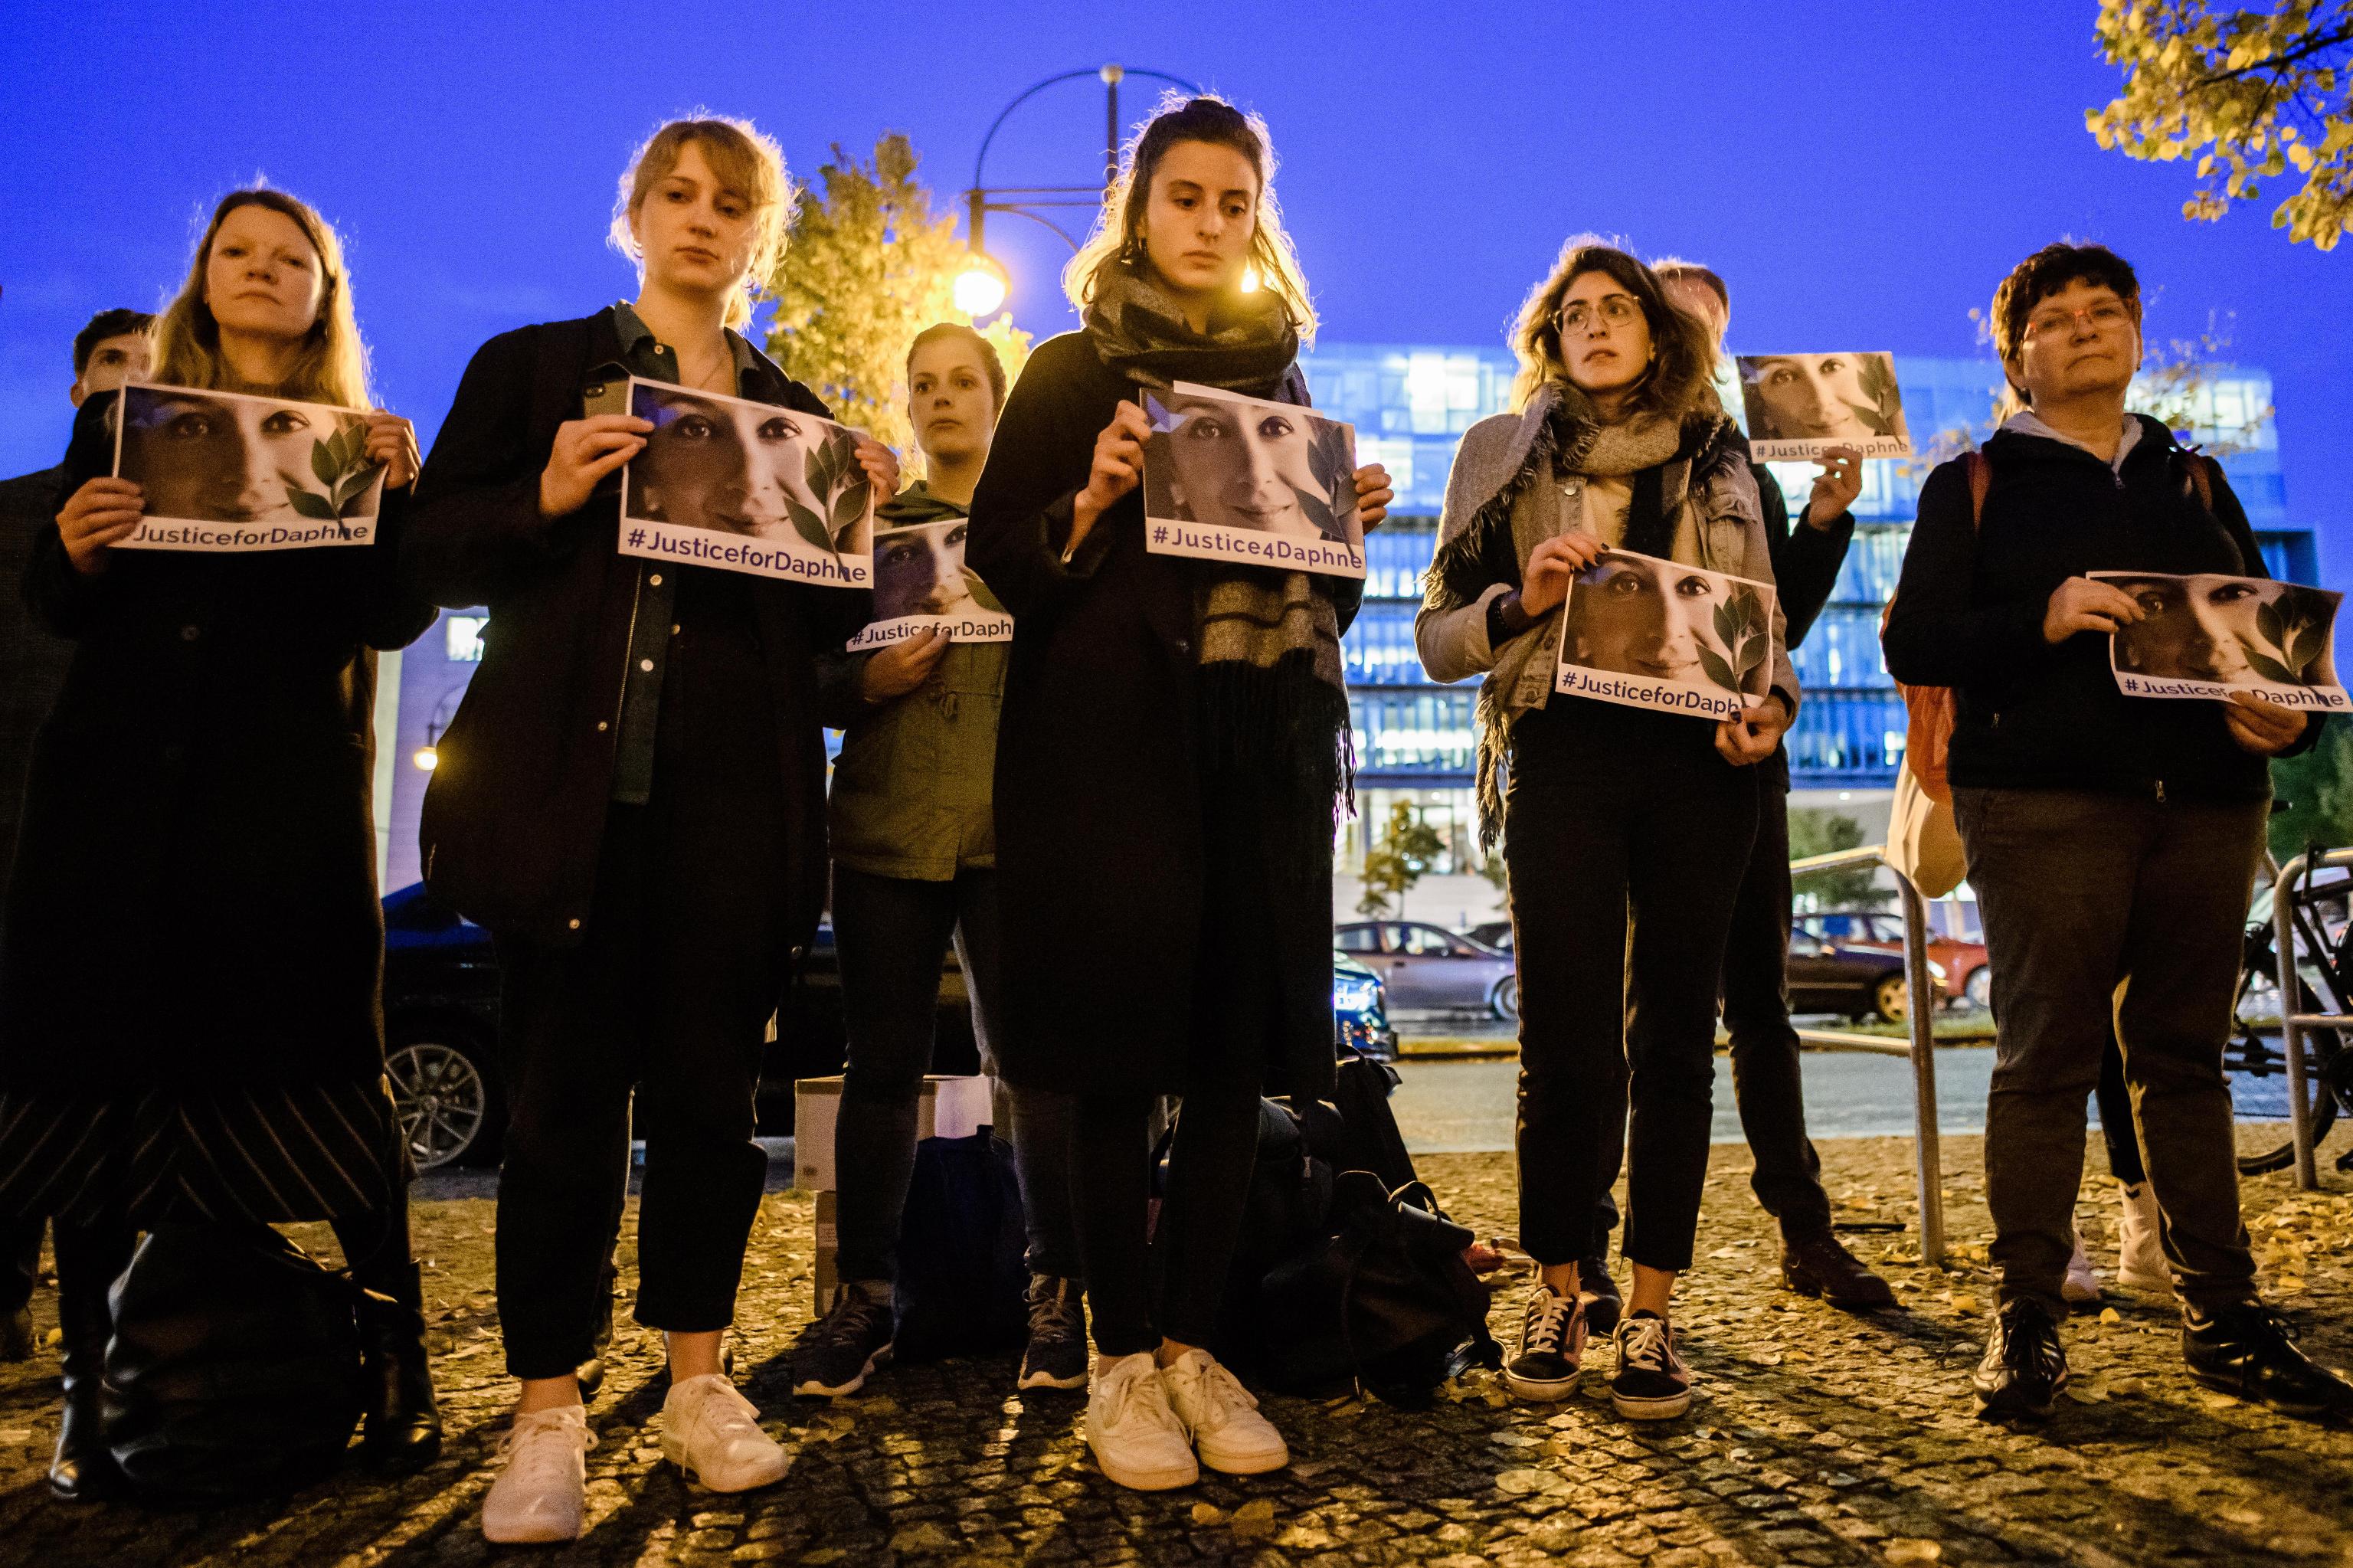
[385,883,1399,1169]
[1788,925,1945,1023]
[1334,920,1518,1019]
[1468,920,1513,951]
[1797,910,1988,1011]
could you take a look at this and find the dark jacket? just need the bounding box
[1746,447,1854,789]
[0,396,434,1089]
[404,312,854,949]
[1882,414,2292,801]
[0,464,77,908]
[965,331,1359,1101]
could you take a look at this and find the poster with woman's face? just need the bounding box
[620,378,872,588]
[110,382,383,552]
[1140,382,1365,578]
[1734,352,1912,461]
[1553,549,1780,722]
[846,516,1013,650]
[2092,571,2348,711]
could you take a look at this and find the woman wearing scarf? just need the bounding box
[1417,241,1797,1421]
[965,95,1391,1492]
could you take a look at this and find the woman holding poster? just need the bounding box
[967,95,1391,1492]
[796,324,1086,1401]
[1416,240,1796,1422]
[405,117,894,1542]
[0,187,440,1495]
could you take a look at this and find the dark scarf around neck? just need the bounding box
[1082,262,1301,394]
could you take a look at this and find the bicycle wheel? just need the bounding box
[2230,960,2345,1176]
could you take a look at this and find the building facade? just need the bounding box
[378,345,2317,906]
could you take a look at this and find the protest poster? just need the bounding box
[2091,571,2348,712]
[1734,352,1912,461]
[110,381,384,552]
[1140,381,1365,578]
[620,378,872,588]
[847,516,1013,650]
[1553,549,1779,722]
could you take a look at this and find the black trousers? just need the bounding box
[1507,699,1758,1273]
[493,800,781,1380]
[831,864,1078,1284]
[1588,757,1835,1251]
[1954,786,2264,1316]
[2096,1031,2147,1185]
[0,1215,37,1316]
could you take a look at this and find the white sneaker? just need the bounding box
[659,1373,788,1493]
[2061,1230,2103,1304]
[1084,1350,1198,1491]
[2115,1181,2172,1294]
[481,1404,596,1544]
[1161,1347,1288,1475]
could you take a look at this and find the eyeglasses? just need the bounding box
[1559,295,1641,335]
[2023,300,2134,341]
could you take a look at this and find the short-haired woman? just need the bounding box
[406,117,896,1542]
[1884,241,2351,1423]
[0,188,440,1495]
[1418,240,1796,1421]
[792,323,1088,1401]
[966,96,1390,1491]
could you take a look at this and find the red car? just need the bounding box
[1796,910,1991,1010]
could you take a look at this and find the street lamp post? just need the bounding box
[954,64,1202,317]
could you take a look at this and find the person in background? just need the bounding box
[1883,241,2351,1423]
[1417,240,1795,1422]
[966,95,1391,1491]
[794,322,1088,1401]
[0,190,438,1498]
[0,309,151,1367]
[405,116,895,1543]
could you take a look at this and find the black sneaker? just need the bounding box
[1780,1229,1897,1309]
[1608,1311,1690,1419]
[1017,1275,1088,1392]
[1973,1298,2067,1419]
[1577,1256,1623,1337]
[791,1282,895,1397]
[0,1306,33,1363]
[1502,1285,1586,1401]
[2183,1301,2353,1421]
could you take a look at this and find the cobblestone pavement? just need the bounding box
[2,1128,2350,1566]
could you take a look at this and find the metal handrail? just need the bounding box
[2269,847,2353,1190]
[1787,843,1945,1264]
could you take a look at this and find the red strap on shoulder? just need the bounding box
[1963,450,1990,532]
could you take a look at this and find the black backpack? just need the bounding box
[1153,1098,1335,1364]
[891,1131,1029,1362]
[103,1224,368,1506]
[1255,1171,1501,1408]
[1292,1051,1417,1193]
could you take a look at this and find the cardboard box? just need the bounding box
[792,1073,995,1192]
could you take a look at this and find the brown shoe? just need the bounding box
[1781,1230,1897,1309]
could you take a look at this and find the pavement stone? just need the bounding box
[0,1128,2349,1565]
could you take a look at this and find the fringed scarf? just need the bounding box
[1084,265,1353,856]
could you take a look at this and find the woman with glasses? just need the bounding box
[1417,238,1795,1421]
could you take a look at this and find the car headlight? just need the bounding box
[1333,977,1380,1013]
[1929,961,1948,982]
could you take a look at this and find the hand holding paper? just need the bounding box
[1072,402,1153,551]
[57,476,146,576]
[541,414,651,519]
[1715,696,1790,767]
[1521,533,1606,617]
[860,625,951,701]
[2224,690,2309,756]
[2044,575,2144,644]
[1353,463,1394,533]
[364,411,422,491]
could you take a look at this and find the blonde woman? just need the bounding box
[1418,240,1795,1421]
[407,117,895,1542]
[0,188,438,1495]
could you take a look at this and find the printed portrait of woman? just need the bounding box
[119,385,381,525]
[628,383,872,555]
[1143,387,1355,544]
[873,518,989,623]
[1563,552,1773,699]
[2108,573,2341,690]
[1738,352,1908,447]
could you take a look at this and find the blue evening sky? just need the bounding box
[5,1,2350,578]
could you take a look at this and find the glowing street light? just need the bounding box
[953,252,1009,318]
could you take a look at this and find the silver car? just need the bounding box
[1333,920,1518,1018]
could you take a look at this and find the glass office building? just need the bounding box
[378,344,2317,895]
[1298,342,2317,876]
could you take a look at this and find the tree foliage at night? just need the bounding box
[2087,1,2353,250]
[765,133,1029,460]
[1357,801,1450,918]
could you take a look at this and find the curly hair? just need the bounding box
[1989,242,2142,407]
[1508,237,1718,421]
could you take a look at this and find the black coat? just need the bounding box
[1744,446,1855,791]
[404,312,852,952]
[0,396,434,1091]
[1883,415,2293,801]
[965,331,1359,1101]
[0,463,77,907]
